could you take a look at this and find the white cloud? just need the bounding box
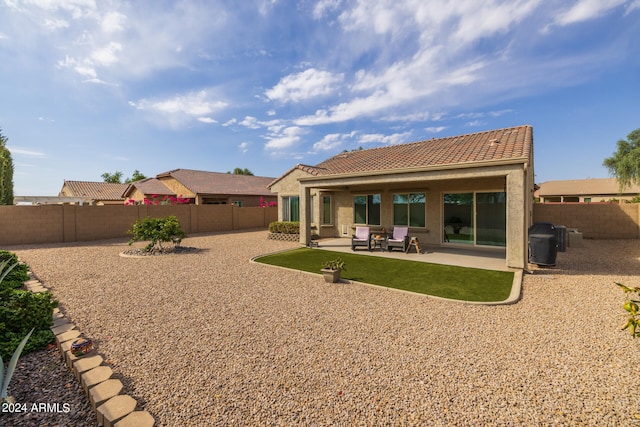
[627,0,640,14]
[7,146,47,157]
[554,0,627,26]
[101,11,126,33]
[197,117,217,124]
[313,0,342,19]
[312,132,355,151]
[425,126,446,133]
[240,116,262,129]
[264,126,307,150]
[43,18,69,30]
[357,131,411,145]
[238,142,249,153]
[90,41,122,66]
[130,90,227,127]
[265,68,344,103]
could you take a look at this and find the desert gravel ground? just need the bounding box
[4,230,640,426]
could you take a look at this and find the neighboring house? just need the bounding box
[269,125,535,269]
[122,177,176,203]
[59,180,129,205]
[536,178,640,203]
[124,169,277,207]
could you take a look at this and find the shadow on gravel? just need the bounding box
[527,240,640,277]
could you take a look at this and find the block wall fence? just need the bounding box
[532,203,640,239]
[0,204,638,246]
[0,205,278,246]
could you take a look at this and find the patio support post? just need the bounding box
[506,169,527,269]
[299,184,311,246]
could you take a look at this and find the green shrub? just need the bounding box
[0,257,57,360]
[128,215,187,252]
[617,282,640,338]
[0,251,28,291]
[268,221,300,234]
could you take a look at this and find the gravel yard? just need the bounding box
[4,230,640,426]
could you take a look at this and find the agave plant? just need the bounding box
[0,258,18,285]
[1,327,34,403]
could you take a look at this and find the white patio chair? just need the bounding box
[386,226,410,252]
[351,226,371,251]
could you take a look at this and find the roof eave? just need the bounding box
[298,157,531,183]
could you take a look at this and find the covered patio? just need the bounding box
[311,237,511,272]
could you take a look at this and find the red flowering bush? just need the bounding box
[124,194,191,206]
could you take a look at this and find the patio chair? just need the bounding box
[386,226,410,252]
[351,226,371,251]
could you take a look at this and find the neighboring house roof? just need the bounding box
[269,125,532,187]
[60,181,129,201]
[156,169,275,196]
[538,178,640,197]
[122,178,175,198]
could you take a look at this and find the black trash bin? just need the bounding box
[528,222,558,266]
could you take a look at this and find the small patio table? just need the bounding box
[371,234,388,251]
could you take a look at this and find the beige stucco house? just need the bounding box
[59,180,129,205]
[122,169,277,207]
[268,125,535,269]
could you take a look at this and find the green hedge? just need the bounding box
[0,250,29,292]
[0,252,57,360]
[268,221,300,234]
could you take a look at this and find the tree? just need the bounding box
[101,171,124,183]
[101,170,146,184]
[0,128,14,205]
[603,128,640,191]
[227,167,254,175]
[125,170,146,183]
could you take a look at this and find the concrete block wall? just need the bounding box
[533,203,640,239]
[0,205,278,246]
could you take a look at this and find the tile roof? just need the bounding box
[156,169,276,196]
[538,178,640,196]
[123,178,175,197]
[312,125,532,176]
[60,181,129,200]
[270,125,532,187]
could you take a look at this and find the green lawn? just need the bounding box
[254,248,514,302]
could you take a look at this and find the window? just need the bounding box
[322,195,331,224]
[393,193,426,227]
[584,197,592,203]
[282,196,299,222]
[233,200,243,207]
[353,194,380,225]
[310,195,315,223]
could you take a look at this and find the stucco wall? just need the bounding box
[330,176,506,245]
[0,205,277,246]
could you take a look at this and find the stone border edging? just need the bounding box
[267,232,300,242]
[22,272,155,427]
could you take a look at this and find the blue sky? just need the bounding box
[1,0,639,196]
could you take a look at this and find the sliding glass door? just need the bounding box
[443,193,474,244]
[443,192,506,247]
